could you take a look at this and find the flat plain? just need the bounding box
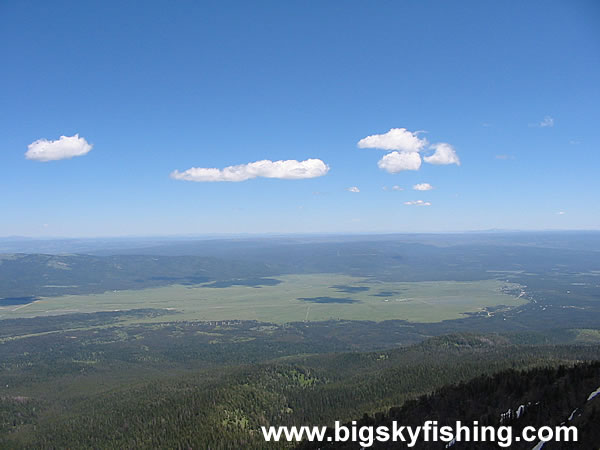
[0,274,525,323]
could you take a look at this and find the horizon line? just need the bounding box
[2,228,600,241]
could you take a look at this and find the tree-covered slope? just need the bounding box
[2,332,600,449]
[297,362,600,449]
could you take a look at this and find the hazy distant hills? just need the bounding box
[0,253,275,298]
[2,231,600,255]
[2,234,600,299]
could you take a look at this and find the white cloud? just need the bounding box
[346,186,360,193]
[557,211,566,215]
[423,143,460,166]
[25,134,92,162]
[539,116,554,127]
[171,158,329,182]
[377,151,422,173]
[360,127,460,172]
[357,128,427,152]
[383,185,404,191]
[413,183,433,191]
[404,200,431,206]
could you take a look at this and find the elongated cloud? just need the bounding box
[357,128,427,152]
[529,116,555,128]
[423,143,460,166]
[413,183,433,191]
[346,186,360,193]
[377,151,422,173]
[404,200,431,206]
[171,158,329,182]
[383,185,404,191]
[25,134,92,162]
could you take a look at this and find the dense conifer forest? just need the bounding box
[2,328,600,449]
[298,361,600,449]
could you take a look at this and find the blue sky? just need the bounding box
[1,0,598,236]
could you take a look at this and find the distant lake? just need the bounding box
[0,296,38,306]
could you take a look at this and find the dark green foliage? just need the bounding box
[298,362,600,449]
[2,322,600,449]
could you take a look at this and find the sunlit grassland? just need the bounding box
[0,274,526,324]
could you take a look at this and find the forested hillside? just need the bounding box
[298,362,600,449]
[2,332,599,449]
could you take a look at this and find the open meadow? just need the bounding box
[0,274,526,323]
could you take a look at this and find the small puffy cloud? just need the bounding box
[530,116,554,128]
[539,116,554,127]
[357,128,427,152]
[25,134,92,162]
[383,185,404,191]
[413,183,433,191]
[423,143,460,166]
[404,200,431,206]
[346,186,360,193]
[557,211,566,215]
[361,127,460,173]
[171,158,329,182]
[378,151,422,173]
